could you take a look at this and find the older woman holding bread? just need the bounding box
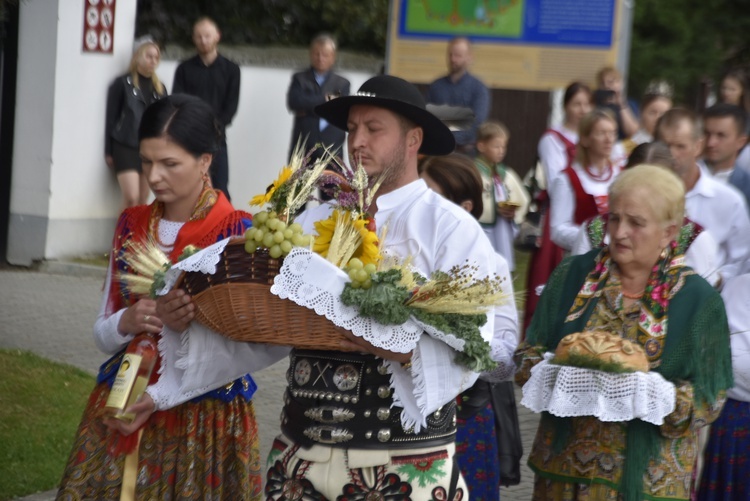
[515,164,733,501]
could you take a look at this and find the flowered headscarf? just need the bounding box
[565,241,694,365]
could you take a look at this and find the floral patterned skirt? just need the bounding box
[697,398,750,500]
[532,477,621,500]
[456,402,500,500]
[57,381,262,500]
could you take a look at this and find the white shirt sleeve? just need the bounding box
[538,133,568,189]
[723,198,750,282]
[146,323,290,411]
[571,225,594,256]
[721,275,750,401]
[549,173,580,250]
[481,253,520,382]
[93,255,134,354]
[685,230,721,288]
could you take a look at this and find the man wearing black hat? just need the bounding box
[265,75,499,500]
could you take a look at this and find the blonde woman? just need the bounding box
[550,109,624,251]
[517,164,732,500]
[105,37,168,208]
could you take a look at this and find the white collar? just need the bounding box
[375,179,428,214]
[688,165,718,198]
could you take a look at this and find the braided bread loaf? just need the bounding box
[554,331,649,373]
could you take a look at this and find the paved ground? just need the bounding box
[0,263,539,500]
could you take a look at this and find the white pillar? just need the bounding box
[7,0,136,265]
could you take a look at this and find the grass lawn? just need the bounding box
[72,253,110,268]
[0,349,95,501]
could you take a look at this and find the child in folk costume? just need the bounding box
[474,121,530,271]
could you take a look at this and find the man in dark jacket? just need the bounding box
[173,17,240,201]
[426,37,490,156]
[286,34,350,161]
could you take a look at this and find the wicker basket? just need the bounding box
[176,237,348,350]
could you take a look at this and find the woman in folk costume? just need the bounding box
[523,81,592,334]
[549,108,623,252]
[515,165,732,500]
[572,142,722,289]
[58,94,284,500]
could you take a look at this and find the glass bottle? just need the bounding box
[102,332,158,423]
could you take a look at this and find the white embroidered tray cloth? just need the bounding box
[520,353,676,425]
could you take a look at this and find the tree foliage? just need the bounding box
[629,0,750,107]
[136,0,389,55]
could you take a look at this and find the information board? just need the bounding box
[387,0,628,90]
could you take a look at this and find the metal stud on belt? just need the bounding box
[304,407,356,424]
[303,426,354,444]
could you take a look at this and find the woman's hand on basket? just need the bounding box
[119,299,163,335]
[337,327,412,364]
[155,289,195,333]
[104,393,155,436]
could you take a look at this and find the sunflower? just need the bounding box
[313,209,380,268]
[249,166,293,207]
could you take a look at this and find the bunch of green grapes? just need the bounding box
[344,258,377,289]
[244,210,312,259]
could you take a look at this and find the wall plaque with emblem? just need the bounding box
[82,0,116,54]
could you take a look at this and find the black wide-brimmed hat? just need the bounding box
[314,74,456,155]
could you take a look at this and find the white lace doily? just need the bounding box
[520,353,676,425]
[270,247,471,355]
[157,237,235,295]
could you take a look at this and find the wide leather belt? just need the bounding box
[281,349,457,449]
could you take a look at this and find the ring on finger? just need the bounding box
[144,314,150,322]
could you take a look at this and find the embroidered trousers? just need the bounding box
[265,434,466,501]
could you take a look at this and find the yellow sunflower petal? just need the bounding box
[249,166,294,207]
[249,193,269,207]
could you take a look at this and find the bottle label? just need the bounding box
[119,375,150,422]
[106,353,143,410]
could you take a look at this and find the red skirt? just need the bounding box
[522,204,563,337]
[57,381,262,500]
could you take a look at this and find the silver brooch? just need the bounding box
[333,364,359,391]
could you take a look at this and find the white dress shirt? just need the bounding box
[295,179,502,428]
[685,168,750,284]
[720,274,750,401]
